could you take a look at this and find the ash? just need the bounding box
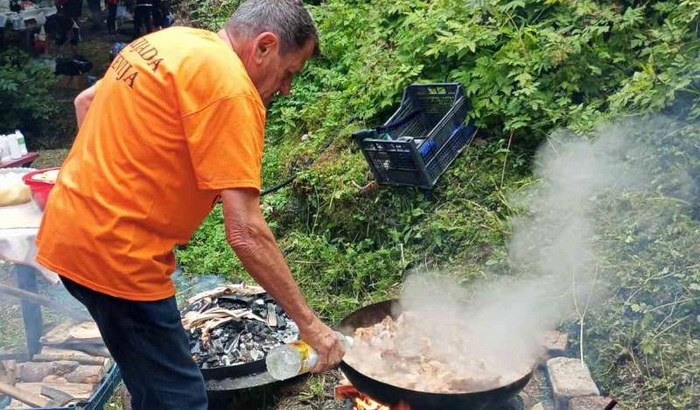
[181,284,299,369]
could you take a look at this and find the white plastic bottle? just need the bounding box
[6,133,21,159]
[14,130,27,156]
[0,135,9,163]
[265,332,353,381]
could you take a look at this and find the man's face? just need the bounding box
[253,37,316,107]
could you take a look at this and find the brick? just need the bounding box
[569,396,614,410]
[541,331,569,355]
[547,357,600,410]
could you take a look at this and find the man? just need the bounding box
[133,0,154,37]
[105,0,119,35]
[51,0,82,56]
[35,1,346,409]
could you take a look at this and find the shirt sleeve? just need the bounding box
[181,95,266,191]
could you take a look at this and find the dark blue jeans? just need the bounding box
[60,276,208,410]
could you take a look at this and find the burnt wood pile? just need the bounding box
[181,283,299,371]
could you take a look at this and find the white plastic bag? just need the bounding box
[116,5,127,19]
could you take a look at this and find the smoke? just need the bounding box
[349,115,700,390]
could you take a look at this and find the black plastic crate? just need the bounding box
[354,83,477,189]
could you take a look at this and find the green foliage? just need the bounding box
[578,126,700,408]
[0,48,56,135]
[174,1,700,407]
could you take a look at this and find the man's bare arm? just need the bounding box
[221,188,345,372]
[74,84,98,128]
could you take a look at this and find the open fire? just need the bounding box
[335,380,411,410]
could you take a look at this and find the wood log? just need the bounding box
[0,380,49,407]
[17,361,81,382]
[17,362,55,383]
[41,375,68,383]
[39,347,109,363]
[65,365,105,384]
[186,283,266,305]
[41,322,102,345]
[15,382,94,400]
[0,360,16,385]
[57,343,110,358]
[33,353,106,366]
[0,284,90,322]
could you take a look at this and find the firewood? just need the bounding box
[15,382,94,400]
[40,322,102,345]
[54,343,110,358]
[17,362,54,383]
[39,347,110,362]
[182,307,265,330]
[64,365,105,384]
[33,353,106,366]
[41,375,68,383]
[186,283,266,305]
[0,361,16,385]
[18,361,80,382]
[0,380,49,407]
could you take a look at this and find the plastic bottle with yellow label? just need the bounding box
[265,332,353,380]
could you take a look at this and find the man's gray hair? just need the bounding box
[227,0,320,57]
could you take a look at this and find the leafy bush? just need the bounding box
[174,1,700,407]
[0,48,56,137]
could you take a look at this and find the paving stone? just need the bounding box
[569,396,614,410]
[546,357,600,410]
[541,331,569,356]
[537,331,570,365]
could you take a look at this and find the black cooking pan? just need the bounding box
[337,300,533,410]
[200,358,266,380]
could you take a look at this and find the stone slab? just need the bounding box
[541,331,569,355]
[547,357,600,410]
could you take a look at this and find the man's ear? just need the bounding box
[253,32,279,62]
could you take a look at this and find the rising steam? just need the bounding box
[346,116,699,391]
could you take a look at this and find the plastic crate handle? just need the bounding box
[375,109,422,134]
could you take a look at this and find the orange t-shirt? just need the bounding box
[36,27,266,301]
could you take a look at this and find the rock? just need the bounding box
[541,331,569,356]
[320,401,346,410]
[569,396,614,410]
[531,403,545,410]
[547,357,600,410]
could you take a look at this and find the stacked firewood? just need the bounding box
[0,321,112,408]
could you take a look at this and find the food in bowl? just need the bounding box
[22,167,60,210]
[31,169,60,183]
[0,171,32,206]
[344,313,533,394]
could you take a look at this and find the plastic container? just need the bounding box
[21,167,59,210]
[15,130,28,156]
[6,133,21,160]
[354,83,477,189]
[0,135,11,162]
[265,332,353,381]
